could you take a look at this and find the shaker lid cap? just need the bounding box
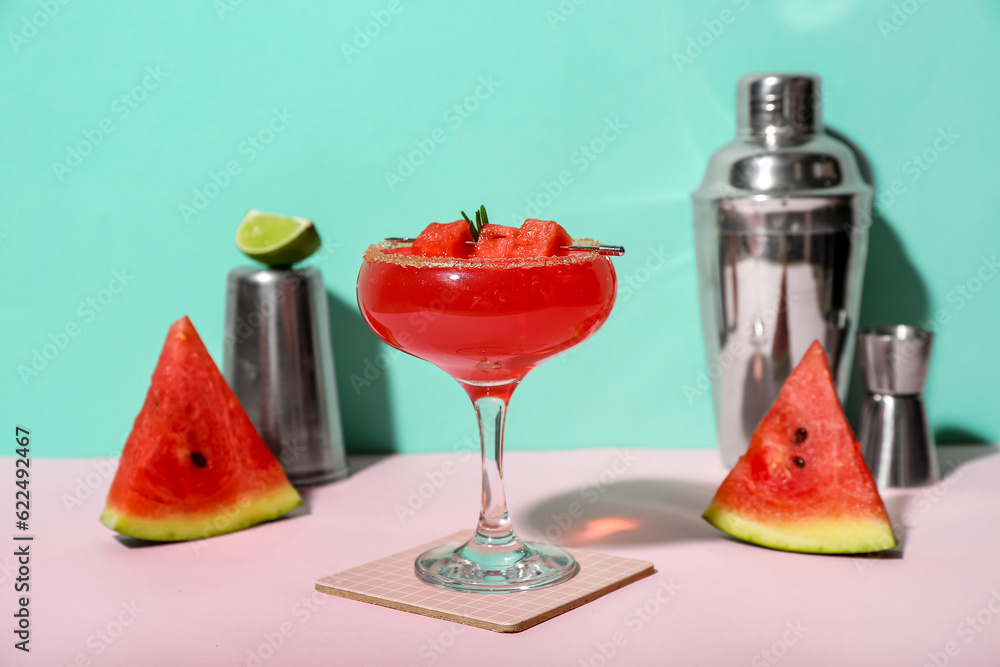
[737,72,822,139]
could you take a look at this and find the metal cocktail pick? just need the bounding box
[384,238,626,256]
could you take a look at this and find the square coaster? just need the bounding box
[315,531,655,633]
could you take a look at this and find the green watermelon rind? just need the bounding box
[99,485,302,542]
[703,494,898,554]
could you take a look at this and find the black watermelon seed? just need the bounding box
[794,428,807,444]
[190,451,207,468]
[793,457,805,468]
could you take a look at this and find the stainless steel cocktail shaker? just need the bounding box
[223,267,349,486]
[692,73,873,467]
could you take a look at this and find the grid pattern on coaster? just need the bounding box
[315,531,655,633]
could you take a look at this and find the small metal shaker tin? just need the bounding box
[857,326,938,488]
[692,73,874,467]
[223,267,349,487]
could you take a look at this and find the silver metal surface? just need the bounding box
[223,267,348,487]
[384,238,626,256]
[857,327,938,488]
[857,325,933,395]
[737,73,819,141]
[565,244,626,256]
[692,73,873,468]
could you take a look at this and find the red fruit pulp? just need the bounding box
[472,224,519,259]
[411,220,473,258]
[509,219,572,257]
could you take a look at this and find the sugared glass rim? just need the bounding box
[362,239,605,269]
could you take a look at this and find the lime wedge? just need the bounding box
[235,210,321,267]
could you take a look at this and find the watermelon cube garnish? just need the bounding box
[472,224,519,259]
[411,220,473,258]
[509,219,573,258]
[408,207,584,260]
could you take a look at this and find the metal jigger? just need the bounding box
[857,326,938,488]
[223,267,349,487]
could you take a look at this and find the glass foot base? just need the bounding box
[415,535,579,593]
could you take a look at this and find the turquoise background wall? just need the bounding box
[2,0,998,458]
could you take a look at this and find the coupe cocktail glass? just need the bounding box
[357,242,617,592]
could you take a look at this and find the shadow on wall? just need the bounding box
[844,209,931,429]
[833,128,986,445]
[934,426,994,446]
[327,290,396,453]
[829,127,932,434]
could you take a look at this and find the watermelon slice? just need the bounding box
[100,316,302,542]
[472,224,519,258]
[703,341,897,554]
[509,219,572,257]
[411,220,473,258]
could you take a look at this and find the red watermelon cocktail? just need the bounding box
[357,210,620,592]
[358,243,616,386]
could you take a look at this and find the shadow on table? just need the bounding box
[936,441,998,472]
[830,448,999,564]
[344,454,392,476]
[872,494,907,559]
[857,442,1000,562]
[113,535,173,549]
[521,478,719,548]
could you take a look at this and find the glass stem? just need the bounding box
[470,392,516,546]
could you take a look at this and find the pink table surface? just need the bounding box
[2,446,999,667]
